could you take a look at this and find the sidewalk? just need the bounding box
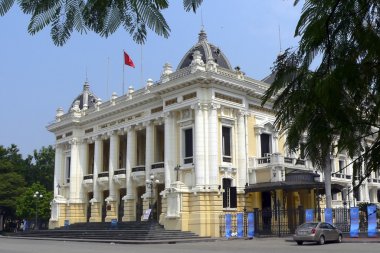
[342,232,380,243]
[284,232,380,244]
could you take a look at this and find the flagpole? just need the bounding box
[107,57,110,98]
[140,44,143,87]
[122,50,125,95]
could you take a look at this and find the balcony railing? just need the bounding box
[83,174,93,180]
[151,162,164,170]
[184,157,193,164]
[132,166,145,172]
[98,171,109,178]
[223,156,232,163]
[257,157,270,164]
[114,169,126,175]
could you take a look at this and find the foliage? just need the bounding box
[262,0,380,202]
[26,146,55,191]
[16,183,53,220]
[0,144,55,220]
[0,172,26,215]
[0,0,203,46]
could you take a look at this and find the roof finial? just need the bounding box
[198,29,207,42]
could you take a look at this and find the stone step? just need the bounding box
[7,221,210,243]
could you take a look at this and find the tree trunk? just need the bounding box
[324,154,332,208]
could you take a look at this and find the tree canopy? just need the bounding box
[0,0,203,46]
[0,144,55,219]
[262,0,380,206]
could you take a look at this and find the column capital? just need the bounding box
[101,133,110,140]
[92,134,102,142]
[209,102,221,110]
[191,102,202,110]
[143,120,153,127]
[163,111,176,119]
[125,125,134,133]
[109,130,119,136]
[68,138,78,145]
[153,117,164,125]
[237,109,249,117]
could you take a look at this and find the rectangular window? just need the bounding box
[222,126,232,162]
[260,133,271,157]
[119,136,127,169]
[88,143,94,174]
[339,160,345,174]
[103,139,110,171]
[222,178,237,208]
[65,156,71,184]
[184,128,193,164]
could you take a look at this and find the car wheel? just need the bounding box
[318,235,325,245]
[337,234,342,243]
[296,241,303,245]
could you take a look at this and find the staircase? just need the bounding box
[6,221,215,244]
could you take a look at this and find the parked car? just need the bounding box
[293,222,343,245]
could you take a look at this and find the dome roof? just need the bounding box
[177,29,232,70]
[70,82,98,111]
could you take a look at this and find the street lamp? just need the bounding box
[33,191,43,230]
[174,164,181,181]
[146,175,159,210]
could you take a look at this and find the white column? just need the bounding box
[237,111,247,188]
[208,103,219,189]
[164,112,174,188]
[108,132,119,200]
[54,144,63,196]
[93,136,102,201]
[193,103,205,188]
[69,138,81,202]
[272,132,279,153]
[126,127,136,197]
[255,130,262,157]
[145,121,154,194]
[78,141,88,201]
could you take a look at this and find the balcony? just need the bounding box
[97,171,109,188]
[367,178,380,186]
[131,165,146,182]
[113,168,126,186]
[249,153,307,171]
[82,174,93,190]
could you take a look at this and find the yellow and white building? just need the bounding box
[47,30,380,237]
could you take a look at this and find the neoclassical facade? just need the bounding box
[48,30,380,236]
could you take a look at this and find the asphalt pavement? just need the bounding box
[1,236,380,253]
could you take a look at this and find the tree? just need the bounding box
[262,0,380,207]
[16,183,53,221]
[0,0,203,46]
[25,146,55,191]
[0,145,27,215]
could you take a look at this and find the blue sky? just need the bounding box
[0,1,302,157]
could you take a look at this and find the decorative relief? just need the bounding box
[181,109,192,120]
[221,107,233,117]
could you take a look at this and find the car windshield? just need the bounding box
[298,223,318,229]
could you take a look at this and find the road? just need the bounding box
[0,237,378,253]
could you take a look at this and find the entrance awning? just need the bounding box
[245,172,344,194]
